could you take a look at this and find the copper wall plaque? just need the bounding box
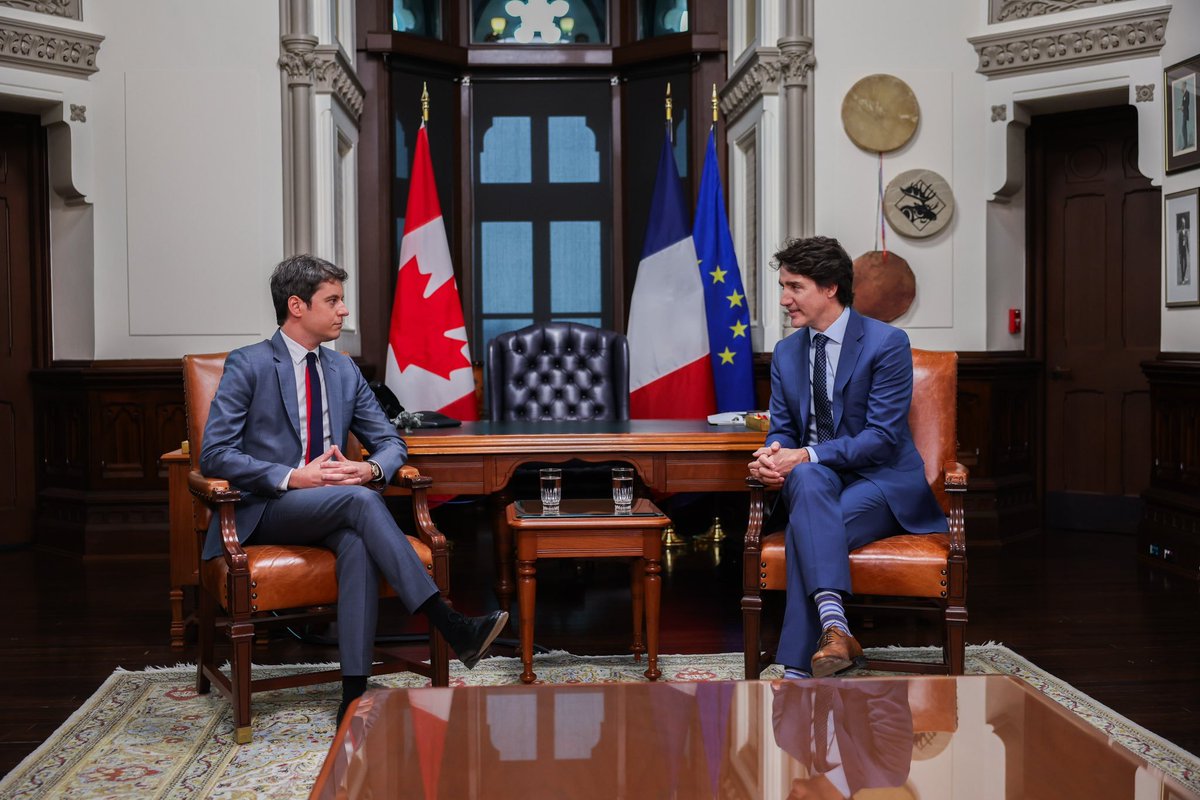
[853,250,916,322]
[841,74,920,153]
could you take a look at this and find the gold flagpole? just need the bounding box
[421,81,429,124]
[665,82,673,143]
[711,82,718,128]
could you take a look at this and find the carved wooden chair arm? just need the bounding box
[942,461,969,555]
[187,469,247,570]
[396,466,448,554]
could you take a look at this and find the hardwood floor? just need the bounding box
[2,497,1198,777]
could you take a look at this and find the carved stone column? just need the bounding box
[279,0,316,256]
[778,0,815,239]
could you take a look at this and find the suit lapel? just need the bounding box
[833,310,864,432]
[321,346,344,448]
[271,331,303,445]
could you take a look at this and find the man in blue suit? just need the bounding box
[201,254,506,722]
[749,237,947,679]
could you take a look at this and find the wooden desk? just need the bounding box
[162,448,196,649]
[507,499,671,683]
[161,422,763,646]
[404,420,763,613]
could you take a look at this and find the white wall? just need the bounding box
[0,1,284,360]
[81,0,284,359]
[1160,0,1200,352]
[812,0,989,352]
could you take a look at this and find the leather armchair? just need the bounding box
[743,349,969,677]
[487,322,629,422]
[183,353,450,745]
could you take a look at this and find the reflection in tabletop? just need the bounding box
[311,675,1197,800]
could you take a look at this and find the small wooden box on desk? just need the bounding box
[506,499,671,684]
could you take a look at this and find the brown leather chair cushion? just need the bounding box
[759,531,952,598]
[202,539,432,613]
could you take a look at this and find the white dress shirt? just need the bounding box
[278,330,332,489]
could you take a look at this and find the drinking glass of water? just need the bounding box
[611,467,634,514]
[539,468,562,514]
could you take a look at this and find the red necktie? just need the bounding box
[305,352,323,463]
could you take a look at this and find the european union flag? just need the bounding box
[694,129,755,412]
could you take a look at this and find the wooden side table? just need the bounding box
[506,498,671,683]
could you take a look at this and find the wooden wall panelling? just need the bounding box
[956,354,1041,545]
[31,363,185,558]
[1139,356,1200,579]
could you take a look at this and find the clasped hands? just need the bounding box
[748,441,809,487]
[287,445,376,489]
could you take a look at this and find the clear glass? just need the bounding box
[539,468,562,514]
[391,0,441,38]
[611,467,634,514]
[638,0,689,39]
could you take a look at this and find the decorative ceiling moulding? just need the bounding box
[313,45,363,122]
[990,0,1124,24]
[0,17,100,77]
[720,48,782,124]
[0,0,81,20]
[968,5,1169,79]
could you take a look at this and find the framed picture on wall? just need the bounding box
[1165,56,1200,174]
[1165,189,1199,307]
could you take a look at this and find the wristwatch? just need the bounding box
[368,460,384,483]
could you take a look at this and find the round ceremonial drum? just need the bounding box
[883,168,955,239]
[841,74,920,153]
[852,250,916,323]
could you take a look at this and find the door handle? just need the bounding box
[1050,366,1073,379]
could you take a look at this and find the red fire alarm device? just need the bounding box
[1009,308,1021,334]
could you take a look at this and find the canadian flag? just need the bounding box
[384,125,477,420]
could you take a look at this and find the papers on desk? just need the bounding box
[706,411,766,426]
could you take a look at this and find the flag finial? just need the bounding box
[665,83,672,124]
[421,82,429,123]
[711,83,719,124]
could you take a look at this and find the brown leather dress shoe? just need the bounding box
[809,626,866,678]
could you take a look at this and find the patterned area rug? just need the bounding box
[2,645,1197,799]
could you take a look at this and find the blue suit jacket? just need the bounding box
[766,309,946,534]
[199,330,407,559]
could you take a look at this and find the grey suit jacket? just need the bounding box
[199,330,407,559]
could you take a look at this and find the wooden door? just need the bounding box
[1033,106,1160,532]
[0,113,45,547]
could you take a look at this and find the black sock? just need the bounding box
[342,675,368,705]
[418,593,463,640]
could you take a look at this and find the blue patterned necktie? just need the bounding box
[812,333,834,443]
[305,352,323,463]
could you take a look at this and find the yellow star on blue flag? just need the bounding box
[694,129,754,412]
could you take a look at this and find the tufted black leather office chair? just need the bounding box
[487,322,630,422]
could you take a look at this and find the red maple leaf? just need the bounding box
[389,257,471,380]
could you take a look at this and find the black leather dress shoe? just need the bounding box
[452,610,509,670]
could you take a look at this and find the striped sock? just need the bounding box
[783,666,812,680]
[814,589,850,635]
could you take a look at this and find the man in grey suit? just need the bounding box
[200,254,506,723]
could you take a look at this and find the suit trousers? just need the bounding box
[251,485,440,675]
[777,463,903,669]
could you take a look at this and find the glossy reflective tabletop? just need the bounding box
[311,675,1197,799]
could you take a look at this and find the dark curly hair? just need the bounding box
[771,236,854,307]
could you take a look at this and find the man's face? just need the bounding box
[779,272,841,331]
[293,280,349,344]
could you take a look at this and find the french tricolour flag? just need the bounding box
[627,133,717,418]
